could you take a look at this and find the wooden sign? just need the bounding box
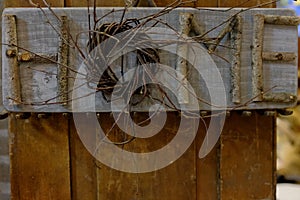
[2,7,299,112]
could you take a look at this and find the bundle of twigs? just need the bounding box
[87,18,160,104]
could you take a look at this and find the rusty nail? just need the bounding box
[15,113,31,119]
[226,111,231,117]
[37,113,51,119]
[200,111,209,117]
[62,113,70,118]
[263,111,277,117]
[241,111,252,117]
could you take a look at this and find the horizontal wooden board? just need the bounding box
[2,8,298,112]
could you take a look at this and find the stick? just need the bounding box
[264,15,300,26]
[252,14,265,101]
[176,13,193,105]
[4,15,22,105]
[230,15,242,104]
[57,16,69,106]
[262,52,296,61]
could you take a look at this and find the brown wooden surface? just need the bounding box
[70,116,97,200]
[220,112,276,199]
[96,113,197,200]
[4,0,64,7]
[9,114,71,200]
[196,117,219,200]
[218,0,275,7]
[68,113,198,200]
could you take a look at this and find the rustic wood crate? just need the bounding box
[2,0,288,200]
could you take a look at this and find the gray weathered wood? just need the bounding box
[2,8,298,112]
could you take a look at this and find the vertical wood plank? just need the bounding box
[196,118,220,200]
[220,112,276,199]
[9,114,71,200]
[70,116,97,200]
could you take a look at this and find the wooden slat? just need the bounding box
[65,0,125,7]
[95,113,196,200]
[65,0,218,7]
[196,117,219,200]
[4,0,64,7]
[155,0,217,7]
[218,0,275,7]
[220,112,276,199]
[69,116,97,200]
[9,114,71,200]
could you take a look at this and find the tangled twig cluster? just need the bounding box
[87,19,160,104]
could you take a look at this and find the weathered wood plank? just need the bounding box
[9,113,71,200]
[2,8,298,112]
[220,112,276,199]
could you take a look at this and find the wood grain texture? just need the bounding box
[9,114,71,200]
[218,0,275,7]
[95,113,196,200]
[197,117,219,200]
[70,118,97,200]
[65,0,125,7]
[220,112,276,199]
[65,0,218,7]
[155,0,218,7]
[4,0,64,7]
